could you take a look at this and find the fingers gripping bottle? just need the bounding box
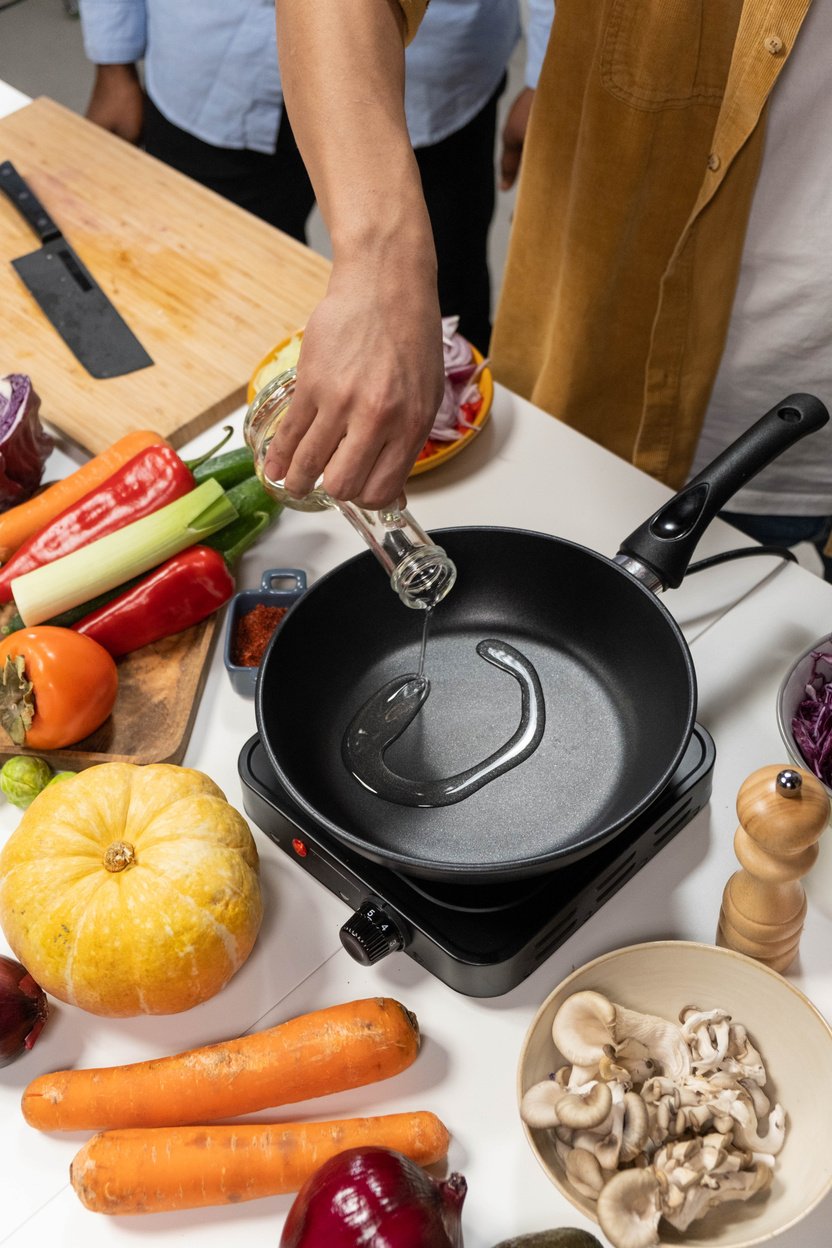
[244,368,457,610]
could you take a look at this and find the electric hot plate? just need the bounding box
[238,725,715,998]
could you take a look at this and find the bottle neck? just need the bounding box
[390,544,457,611]
[336,502,457,610]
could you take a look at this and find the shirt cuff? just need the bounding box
[524,0,554,89]
[78,0,147,64]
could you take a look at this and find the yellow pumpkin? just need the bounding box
[0,762,263,1017]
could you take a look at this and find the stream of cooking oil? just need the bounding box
[342,611,545,807]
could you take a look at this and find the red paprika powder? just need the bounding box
[232,603,288,667]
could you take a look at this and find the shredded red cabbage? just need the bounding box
[791,650,832,787]
[0,375,54,511]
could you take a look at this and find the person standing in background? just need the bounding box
[682,0,832,580]
[78,0,553,353]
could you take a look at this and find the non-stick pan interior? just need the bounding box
[257,528,695,881]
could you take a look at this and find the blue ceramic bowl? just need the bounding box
[224,568,307,696]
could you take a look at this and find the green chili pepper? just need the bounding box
[190,446,255,490]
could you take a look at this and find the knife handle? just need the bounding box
[0,161,62,244]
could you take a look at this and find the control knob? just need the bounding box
[340,901,405,965]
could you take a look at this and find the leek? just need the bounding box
[12,479,237,627]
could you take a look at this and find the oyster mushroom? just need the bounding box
[597,1169,662,1248]
[662,1164,772,1232]
[620,1091,650,1163]
[681,1103,714,1133]
[567,1062,603,1090]
[739,1077,771,1119]
[556,1080,614,1131]
[552,992,691,1082]
[722,1023,767,1084]
[729,1098,786,1154]
[593,1082,627,1170]
[606,1043,657,1085]
[641,1077,680,1105]
[625,1057,657,1083]
[552,992,618,1068]
[564,1147,606,1199]
[598,1052,634,1088]
[521,1078,566,1129]
[679,1006,732,1072]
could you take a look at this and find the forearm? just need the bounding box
[275,0,433,263]
[269,0,442,510]
[79,0,145,140]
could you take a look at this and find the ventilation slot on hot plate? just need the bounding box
[533,911,579,961]
[652,797,694,849]
[594,851,638,905]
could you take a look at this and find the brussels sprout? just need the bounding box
[0,754,53,808]
[47,770,77,787]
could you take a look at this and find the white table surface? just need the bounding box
[2,80,831,1248]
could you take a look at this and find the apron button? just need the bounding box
[707,152,721,171]
[764,35,784,54]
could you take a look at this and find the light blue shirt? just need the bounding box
[78,0,553,155]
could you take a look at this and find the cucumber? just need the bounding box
[190,446,255,490]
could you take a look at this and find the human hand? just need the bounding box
[86,64,144,144]
[499,86,535,191]
[263,244,444,510]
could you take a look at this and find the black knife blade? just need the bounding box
[0,160,154,379]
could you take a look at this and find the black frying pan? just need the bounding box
[256,395,828,884]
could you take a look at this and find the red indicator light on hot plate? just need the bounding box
[291,837,308,858]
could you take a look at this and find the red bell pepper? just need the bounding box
[72,545,235,657]
[0,444,195,604]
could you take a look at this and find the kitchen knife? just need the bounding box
[0,160,153,379]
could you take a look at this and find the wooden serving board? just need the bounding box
[0,97,331,453]
[0,609,221,770]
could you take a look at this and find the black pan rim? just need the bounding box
[255,524,698,880]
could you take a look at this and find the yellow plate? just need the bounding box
[247,331,493,477]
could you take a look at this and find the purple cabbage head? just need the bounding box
[0,375,54,510]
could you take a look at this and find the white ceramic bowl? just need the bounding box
[517,941,832,1247]
[776,634,832,799]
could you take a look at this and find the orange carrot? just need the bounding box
[0,429,169,561]
[23,997,420,1132]
[70,1111,450,1215]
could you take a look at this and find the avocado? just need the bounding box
[492,1230,604,1248]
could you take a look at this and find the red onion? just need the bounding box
[431,317,487,443]
[0,954,49,1067]
[280,1146,467,1248]
[0,375,54,510]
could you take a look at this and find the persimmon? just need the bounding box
[0,626,118,750]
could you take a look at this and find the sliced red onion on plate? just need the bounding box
[430,318,489,443]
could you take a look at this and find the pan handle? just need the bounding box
[615,393,829,590]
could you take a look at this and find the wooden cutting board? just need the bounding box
[0,97,331,453]
[0,608,221,771]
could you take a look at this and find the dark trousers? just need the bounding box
[721,511,832,582]
[142,81,504,353]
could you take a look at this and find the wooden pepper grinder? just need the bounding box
[717,764,829,972]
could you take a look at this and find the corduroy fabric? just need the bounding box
[396,0,429,44]
[488,0,813,488]
[396,1,813,487]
